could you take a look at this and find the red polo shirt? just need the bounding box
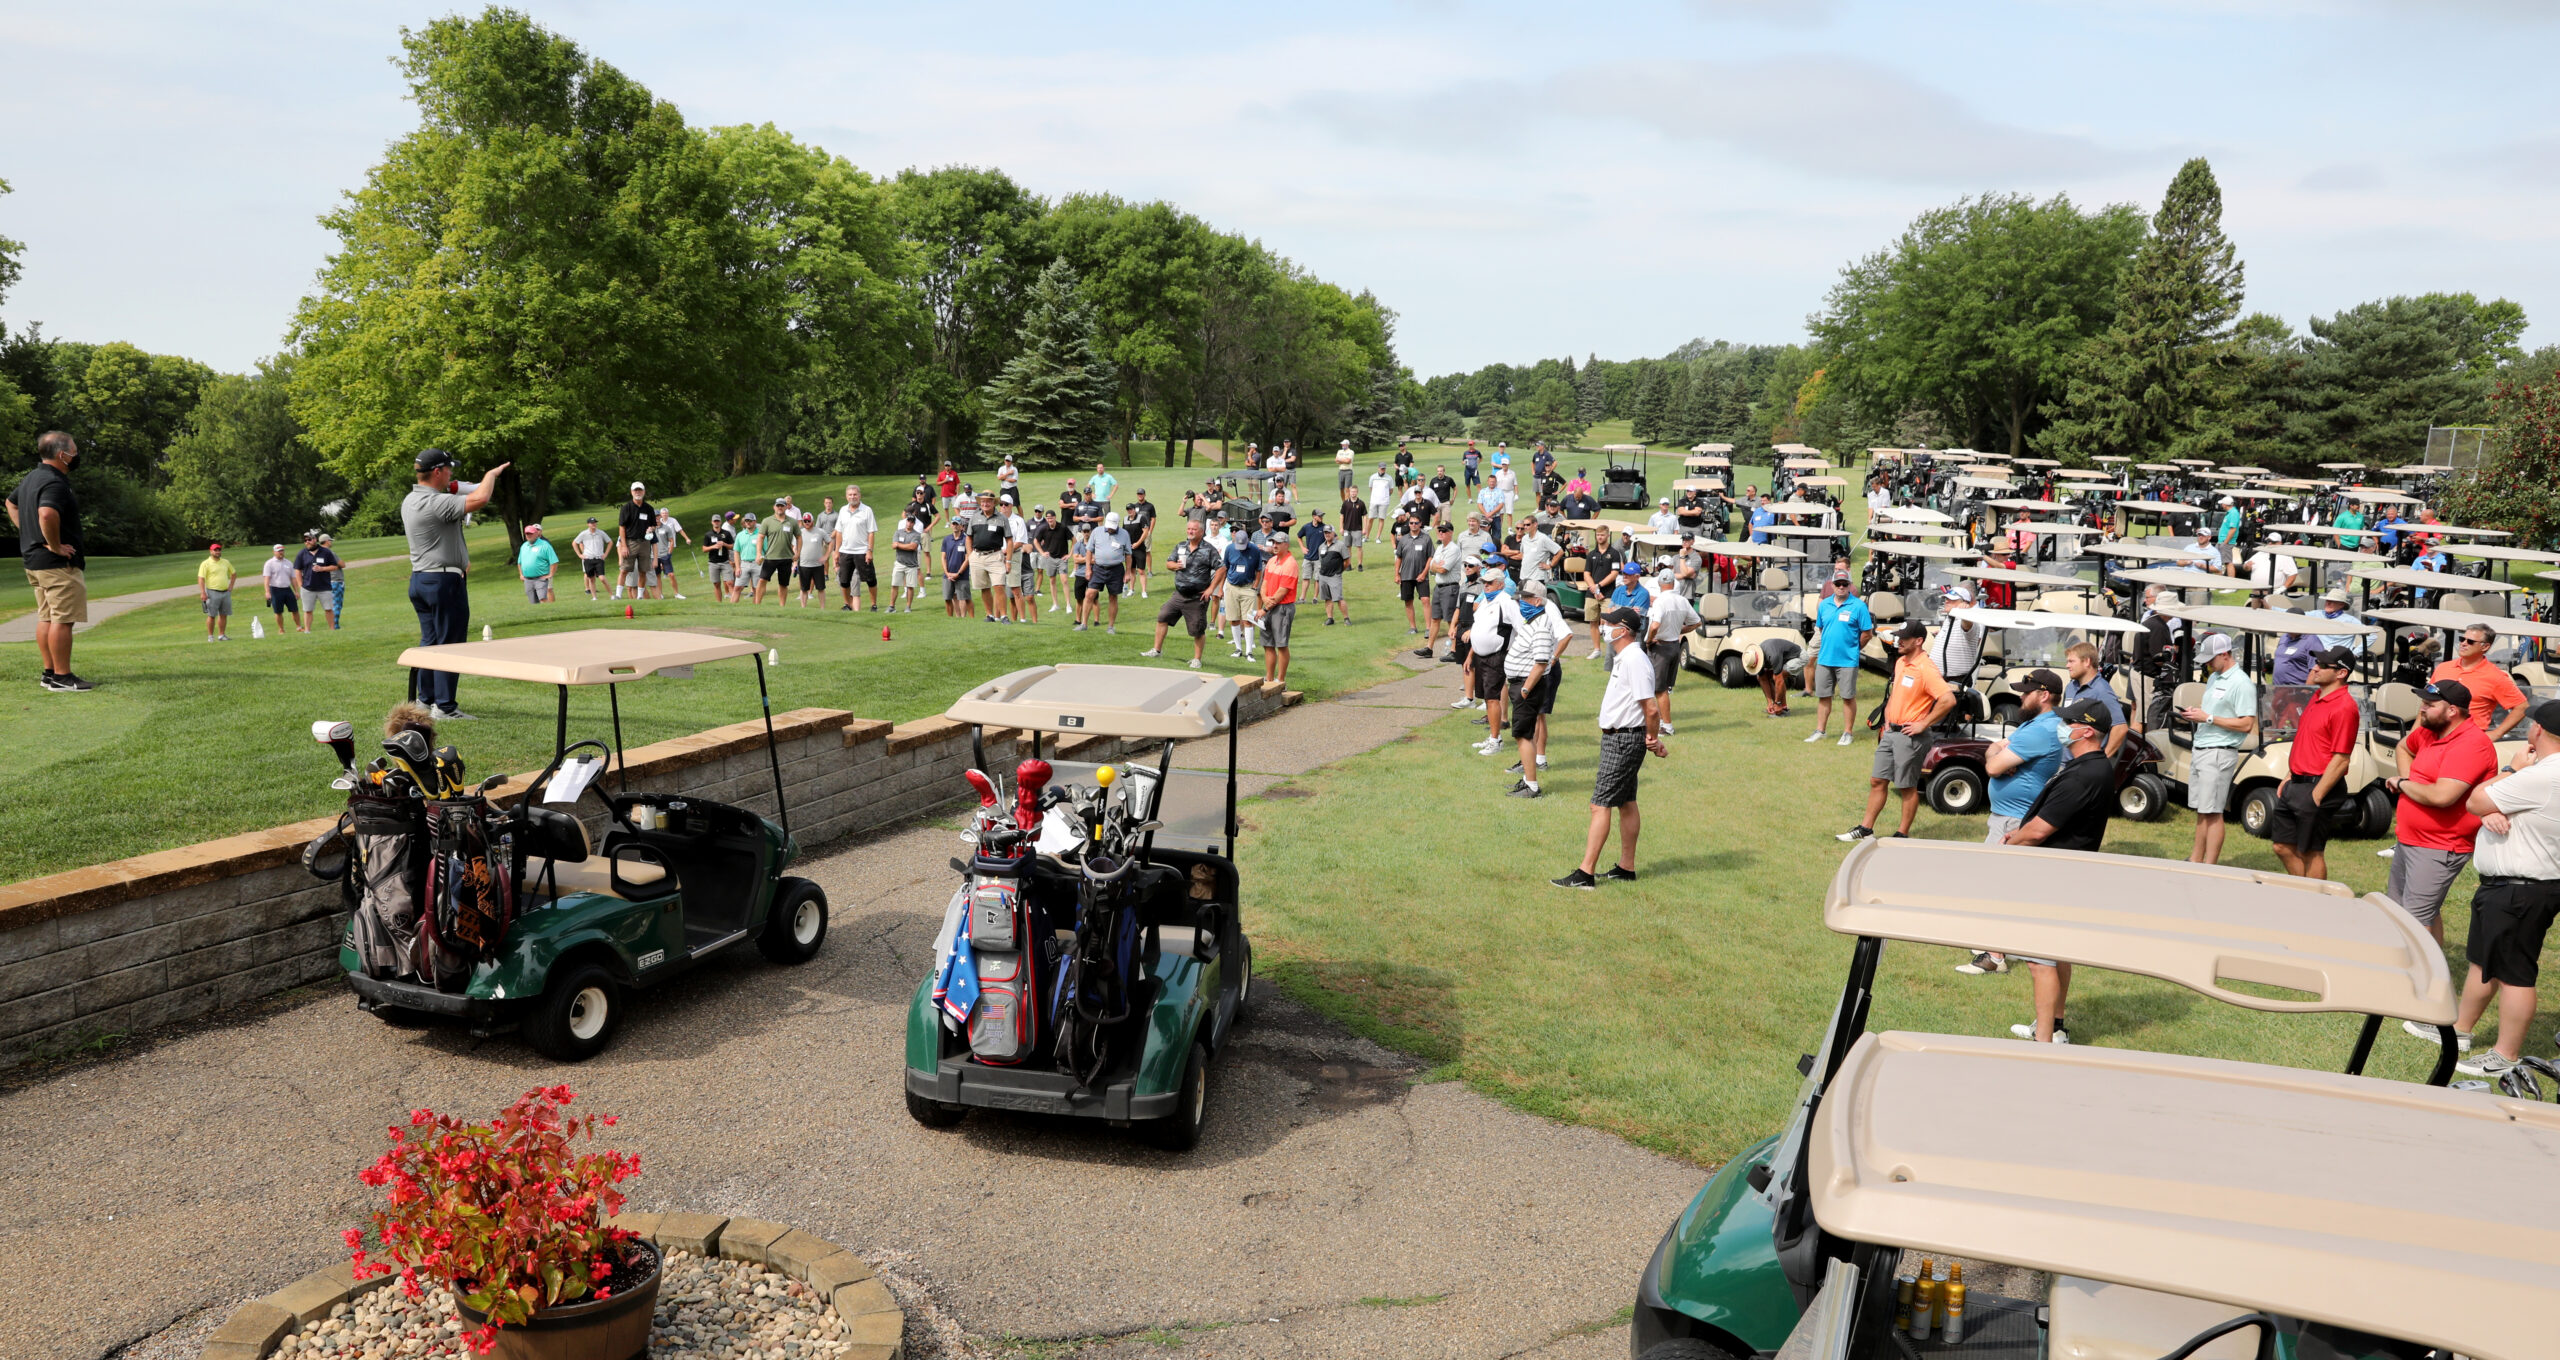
[2290,685,2361,778]
[2396,720,2496,853]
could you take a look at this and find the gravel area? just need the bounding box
[269,1249,858,1359]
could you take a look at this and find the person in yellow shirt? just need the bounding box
[196,541,238,641]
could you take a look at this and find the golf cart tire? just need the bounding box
[2239,784,2278,840]
[1636,1341,1744,1360]
[756,877,829,965]
[1925,764,1985,818]
[2119,772,2172,823]
[1144,1041,1211,1152]
[526,963,621,1063]
[905,1090,967,1129]
[2356,784,2396,840]
[1231,933,1254,1022]
[1718,653,1749,689]
[1988,696,2020,728]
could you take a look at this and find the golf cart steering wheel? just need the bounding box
[524,739,615,807]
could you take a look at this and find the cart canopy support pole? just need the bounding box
[756,653,789,840]
[609,683,628,793]
[554,684,569,762]
[1225,705,1240,860]
[2344,1012,2383,1077]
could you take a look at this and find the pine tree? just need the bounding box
[1677,367,1725,445]
[2039,157,2246,462]
[979,259,1119,469]
[1576,353,1608,423]
[1629,364,1669,442]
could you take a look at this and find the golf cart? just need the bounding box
[1599,445,1651,510]
[1898,607,2167,820]
[1630,837,2467,1360]
[903,665,1252,1151]
[1678,540,1810,686]
[307,630,824,1061]
[1214,469,1280,531]
[2148,601,2393,841]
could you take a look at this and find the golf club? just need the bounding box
[312,719,356,790]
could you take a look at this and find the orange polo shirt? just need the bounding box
[2430,656,2526,730]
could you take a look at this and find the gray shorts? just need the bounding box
[891,562,921,588]
[2188,745,2242,815]
[202,588,232,617]
[707,561,735,584]
[1814,664,1857,699]
[1872,728,1931,790]
[1315,573,1344,602]
[1430,583,1461,621]
[1260,601,1297,649]
[2386,844,2470,927]
[300,586,329,612]
[523,575,553,603]
[1346,530,1367,547]
[1985,814,2022,844]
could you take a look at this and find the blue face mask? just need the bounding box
[1521,602,1546,619]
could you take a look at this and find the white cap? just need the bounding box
[1945,584,1975,603]
[2197,632,2234,661]
[1103,512,1121,530]
[630,482,646,492]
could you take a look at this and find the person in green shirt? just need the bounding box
[2333,506,2365,550]
[196,541,238,640]
[2177,632,2260,865]
[755,498,798,605]
[732,512,761,601]
[516,523,560,604]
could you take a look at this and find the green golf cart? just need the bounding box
[309,630,825,1061]
[1631,838,2459,1359]
[903,664,1252,1150]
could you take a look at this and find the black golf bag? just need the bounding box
[331,789,514,988]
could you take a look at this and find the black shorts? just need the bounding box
[1130,541,1151,568]
[1650,641,1683,693]
[836,554,875,588]
[1158,591,1209,637]
[267,585,298,611]
[1089,563,1125,594]
[795,564,823,590]
[2268,779,2352,852]
[1507,675,1551,737]
[2467,877,2560,988]
[1400,578,1423,604]
[581,557,606,578]
[1473,653,1507,700]
[760,559,792,583]
[1593,729,1647,807]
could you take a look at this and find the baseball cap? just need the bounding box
[630,481,646,492]
[774,496,790,505]
[2534,699,2560,738]
[207,541,223,550]
[1657,497,1671,505]
[586,516,599,524]
[1519,578,1547,599]
[2057,697,2113,730]
[1000,493,1016,505]
[2311,645,2357,670]
[1896,621,1926,641]
[1945,584,1975,603]
[1618,561,1643,575]
[2196,632,2234,662]
[271,543,286,551]
[301,528,317,539]
[413,447,457,472]
[2424,678,2472,712]
[1601,606,1645,630]
[2017,668,2065,697]
[1831,570,1852,584]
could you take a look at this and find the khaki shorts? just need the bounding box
[1222,580,1258,624]
[25,567,86,624]
[969,550,1008,592]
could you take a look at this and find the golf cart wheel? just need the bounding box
[905,1090,967,1129]
[1924,764,1985,818]
[2238,784,2278,840]
[1637,1341,1744,1360]
[1231,933,1254,1022]
[526,963,621,1063]
[1718,653,1749,689]
[1144,1041,1211,1152]
[1988,696,2020,728]
[756,877,828,964]
[2356,784,2396,840]
[2119,772,2172,823]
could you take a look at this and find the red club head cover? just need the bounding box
[1013,758,1053,829]
[963,768,1000,809]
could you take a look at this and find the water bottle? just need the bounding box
[251,617,265,640]
[482,624,493,642]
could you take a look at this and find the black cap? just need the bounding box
[1896,620,1927,642]
[413,447,457,472]
[2312,645,2357,671]
[1601,606,1645,631]
[2534,700,2560,738]
[2057,697,2113,730]
[2018,668,2065,697]
[2424,679,2473,713]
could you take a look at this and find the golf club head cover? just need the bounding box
[313,719,357,774]
[1012,758,1053,830]
[963,767,1001,809]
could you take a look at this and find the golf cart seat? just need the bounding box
[2035,591,2088,615]
[2434,593,2474,614]
[2370,682,2422,750]
[1758,567,1791,591]
[1867,592,1905,623]
[516,810,674,901]
[1692,592,1731,638]
[2165,681,2205,749]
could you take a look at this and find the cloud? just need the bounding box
[1685,0,1841,25]
[2295,163,2382,192]
[1554,58,2145,184]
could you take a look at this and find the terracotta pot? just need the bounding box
[453,1239,661,1360]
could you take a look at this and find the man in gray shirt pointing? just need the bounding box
[402,447,508,719]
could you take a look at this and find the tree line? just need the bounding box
[0,8,1404,553]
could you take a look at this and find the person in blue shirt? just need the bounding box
[1221,532,1265,660]
[1747,490,1774,545]
[2376,509,2406,553]
[1955,668,2069,977]
[1607,560,1651,613]
[1805,572,1874,746]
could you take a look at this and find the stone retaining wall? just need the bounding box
[0,679,1296,1069]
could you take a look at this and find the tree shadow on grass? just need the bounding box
[1261,956,1464,1067]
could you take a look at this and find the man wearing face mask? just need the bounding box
[1468,554,1517,756]
[1504,580,1561,798]
[1552,607,1668,889]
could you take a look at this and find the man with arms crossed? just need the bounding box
[2383,678,2494,951]
[2447,699,2560,1079]
[1998,696,2122,1043]
[1956,668,2066,978]
[2269,645,2361,882]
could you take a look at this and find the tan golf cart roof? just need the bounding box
[1793,475,1849,488]
[2216,487,2295,500]
[1959,606,2143,634]
[1983,497,2060,511]
[2352,565,2519,592]
[395,629,765,686]
[1765,500,1830,514]
[2119,499,2208,514]
[1864,523,1965,539]
[1685,456,1731,470]
[2051,468,2115,480]
[1810,1033,2558,1360]
[2083,539,2216,560]
[2419,523,2512,538]
[1873,505,1951,523]
[2010,457,2059,468]
[2191,470,2248,481]
[2317,461,2367,470]
[1952,475,2014,490]
[1942,564,2094,589]
[1826,839,2450,1020]
[2154,602,2383,637]
[2441,544,2557,563]
[2343,487,2425,504]
[2387,464,2441,475]
[1782,457,1832,470]
[1599,443,1647,453]
[2133,462,2179,471]
[2013,521,2111,535]
[1697,540,1807,560]
[1632,532,1688,548]
[946,664,1239,738]
[2272,542,2385,564]
[1865,542,1980,560]
[2109,566,2231,591]
[2260,522,2365,539]
[2256,478,2322,490]
[1670,477,1725,491]
[2364,607,2560,641]
[2092,455,2132,463]
[2220,465,2272,475]
[1555,517,1646,535]
[2170,458,2217,467]
[1689,443,1733,454]
[1762,526,1847,538]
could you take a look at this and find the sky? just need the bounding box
[4,0,2557,380]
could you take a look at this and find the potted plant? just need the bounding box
[348,1084,657,1357]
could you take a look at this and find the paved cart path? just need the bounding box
[1,658,1704,1360]
[0,557,407,642]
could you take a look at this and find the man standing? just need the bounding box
[1999,696,2122,1043]
[1839,621,1954,842]
[937,462,960,513]
[2270,646,2362,882]
[1931,584,1985,689]
[1081,512,1132,633]
[1141,517,1219,669]
[1806,572,1873,747]
[1258,529,1302,685]
[1339,490,1368,572]
[700,514,735,603]
[2445,700,2560,1078]
[1504,579,1560,798]
[261,543,302,634]
[574,517,613,600]
[1552,607,1666,889]
[1125,488,1156,597]
[196,541,237,641]
[2382,678,2496,948]
[2431,623,2527,742]
[2062,642,2130,758]
[939,518,972,618]
[294,530,341,630]
[402,448,507,719]
[1087,461,1118,512]
[1644,569,1700,737]
[961,490,1011,623]
[790,510,828,606]
[1311,521,1349,626]
[1367,464,1396,533]
[516,523,559,603]
[1221,519,1265,661]
[1461,442,1481,489]
[1515,516,1560,596]
[10,432,89,690]
[1467,559,1515,756]
[616,482,658,600]
[1336,439,1357,494]
[2178,633,2259,865]
[1394,515,1432,637]
[833,484,878,612]
[1954,668,2066,977]
[653,507,689,598]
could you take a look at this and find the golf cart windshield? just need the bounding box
[1810,1032,2560,1360]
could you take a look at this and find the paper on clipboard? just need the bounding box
[545,755,606,805]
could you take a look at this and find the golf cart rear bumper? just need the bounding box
[907,1058,1179,1120]
[343,970,518,1023]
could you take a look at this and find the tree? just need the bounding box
[1521,376,1585,446]
[52,341,215,483]
[161,357,344,546]
[1813,192,2144,456]
[2038,158,2247,463]
[890,165,1051,466]
[1576,353,1608,423]
[2288,293,2526,464]
[1341,365,1406,452]
[1045,195,1209,465]
[980,259,1117,468]
[2441,370,2560,548]
[1473,401,1512,446]
[1628,364,1669,442]
[0,179,24,452]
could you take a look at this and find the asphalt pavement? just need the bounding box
[0,655,1706,1360]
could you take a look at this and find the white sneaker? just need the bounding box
[1048,602,1059,613]
[1660,721,1674,735]
[1450,697,1474,709]
[1187,658,1200,669]
[1804,729,1828,743]
[1107,626,1117,635]
[1536,754,1547,769]
[673,593,687,600]
[1074,622,1087,631]
[1472,699,1486,710]
[1584,647,1602,660]
[1139,648,1162,658]
[2403,1020,2472,1052]
[1838,731,1853,747]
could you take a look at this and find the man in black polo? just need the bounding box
[2000,694,2118,1043]
[10,431,90,690]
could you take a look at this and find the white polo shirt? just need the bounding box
[1598,640,1657,728]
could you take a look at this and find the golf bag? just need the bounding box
[964,871,1041,1064]
[345,793,428,980]
[423,797,514,971]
